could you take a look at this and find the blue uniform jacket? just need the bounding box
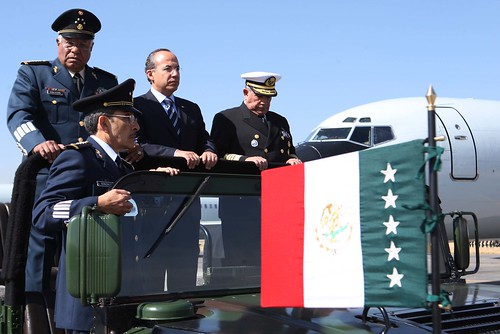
[6,58,117,156]
[32,137,131,331]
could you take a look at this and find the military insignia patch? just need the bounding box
[46,88,66,96]
[95,87,107,94]
[264,76,276,87]
[281,130,291,139]
[66,141,91,150]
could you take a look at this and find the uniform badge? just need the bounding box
[251,139,258,147]
[281,130,291,139]
[95,149,103,159]
[46,88,66,96]
[96,181,114,188]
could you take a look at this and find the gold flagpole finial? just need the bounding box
[426,85,437,111]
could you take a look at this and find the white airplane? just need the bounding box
[0,184,13,203]
[295,97,500,239]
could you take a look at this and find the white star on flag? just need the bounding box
[385,241,402,261]
[387,267,404,288]
[383,215,400,235]
[380,163,397,183]
[382,189,398,208]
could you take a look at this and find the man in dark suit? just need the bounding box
[210,71,302,170]
[210,72,302,266]
[134,48,216,288]
[6,9,141,292]
[32,79,178,333]
[134,48,217,169]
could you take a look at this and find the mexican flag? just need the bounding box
[261,140,428,308]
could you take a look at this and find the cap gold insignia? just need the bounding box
[77,23,84,31]
[78,10,84,16]
[53,66,58,73]
[265,76,276,87]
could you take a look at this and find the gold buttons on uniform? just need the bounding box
[52,100,57,105]
[79,121,85,127]
[78,137,84,142]
[264,148,268,153]
[280,149,284,154]
[254,134,260,139]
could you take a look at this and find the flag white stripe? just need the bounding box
[303,152,364,307]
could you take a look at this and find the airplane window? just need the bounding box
[342,117,357,123]
[359,117,371,123]
[311,128,351,141]
[373,126,394,145]
[350,127,371,145]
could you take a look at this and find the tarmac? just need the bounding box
[465,252,500,284]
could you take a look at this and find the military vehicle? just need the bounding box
[1,147,500,334]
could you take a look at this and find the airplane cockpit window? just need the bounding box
[342,117,357,123]
[373,126,394,145]
[311,128,351,141]
[350,127,371,145]
[359,117,371,123]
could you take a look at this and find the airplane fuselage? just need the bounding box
[296,97,500,238]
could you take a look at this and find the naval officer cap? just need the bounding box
[242,71,281,97]
[52,8,101,40]
[73,79,141,115]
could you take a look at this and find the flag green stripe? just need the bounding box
[359,140,428,307]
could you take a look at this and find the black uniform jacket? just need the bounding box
[211,102,298,163]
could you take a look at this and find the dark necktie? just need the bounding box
[161,98,181,137]
[115,156,128,175]
[73,72,83,95]
[262,115,269,128]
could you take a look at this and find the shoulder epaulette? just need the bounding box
[21,60,51,66]
[93,67,117,79]
[65,141,92,150]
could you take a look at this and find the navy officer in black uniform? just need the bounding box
[32,79,177,333]
[6,9,139,292]
[210,71,301,170]
[210,72,302,266]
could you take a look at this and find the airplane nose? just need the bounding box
[296,144,322,162]
[296,141,370,162]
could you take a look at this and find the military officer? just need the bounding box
[210,72,302,266]
[5,9,124,292]
[210,71,302,170]
[32,79,178,333]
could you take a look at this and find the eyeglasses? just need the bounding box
[61,39,92,52]
[106,114,138,124]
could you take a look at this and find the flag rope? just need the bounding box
[426,290,452,311]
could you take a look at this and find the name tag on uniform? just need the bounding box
[96,180,114,188]
[46,87,66,96]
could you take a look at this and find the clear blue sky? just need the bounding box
[1,1,500,184]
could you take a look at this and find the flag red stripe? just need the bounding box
[261,164,305,307]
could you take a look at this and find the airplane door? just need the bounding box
[435,106,477,180]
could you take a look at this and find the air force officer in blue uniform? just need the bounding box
[6,9,119,292]
[32,79,178,333]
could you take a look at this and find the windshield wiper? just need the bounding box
[143,175,211,259]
